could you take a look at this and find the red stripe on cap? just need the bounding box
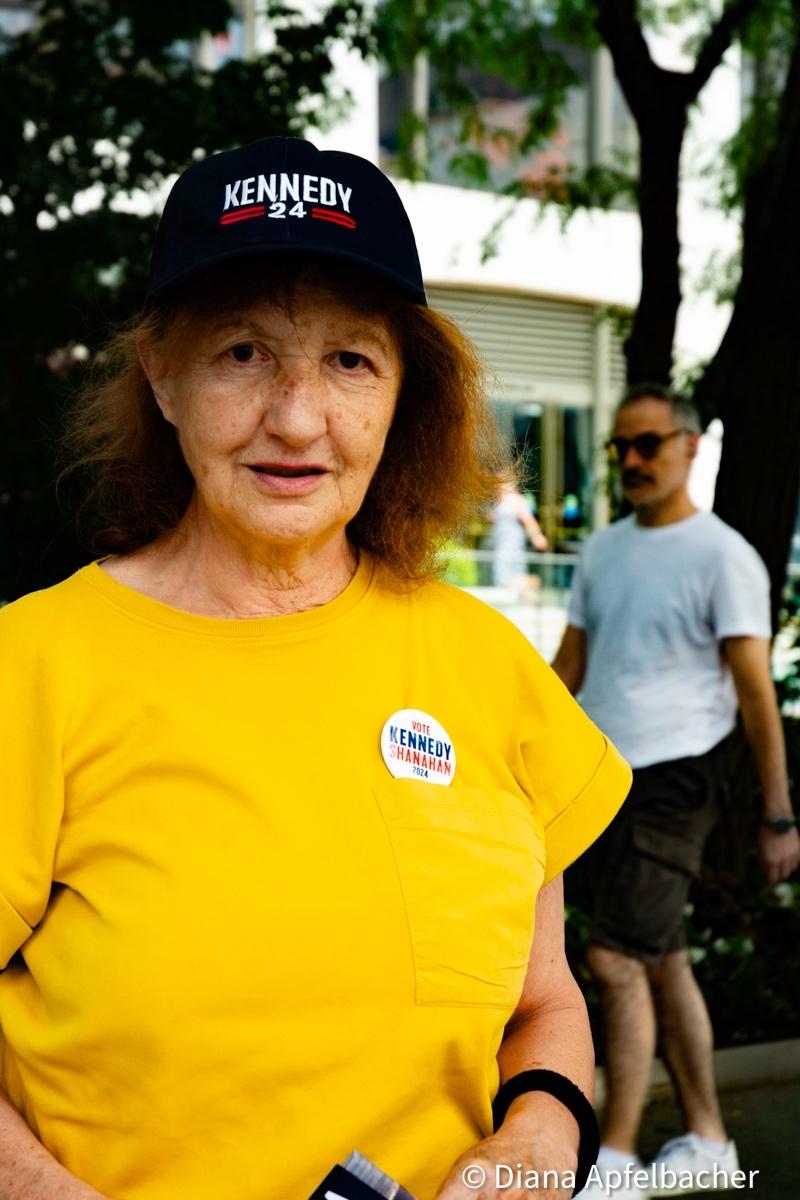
[311,207,356,229]
[220,205,265,225]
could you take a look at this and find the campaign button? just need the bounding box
[380,709,456,786]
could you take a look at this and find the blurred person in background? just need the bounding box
[491,481,549,595]
[0,136,632,1200]
[552,382,799,1200]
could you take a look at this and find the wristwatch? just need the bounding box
[761,815,798,834]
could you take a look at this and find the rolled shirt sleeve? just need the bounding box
[513,638,632,885]
[710,537,772,640]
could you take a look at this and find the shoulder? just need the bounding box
[378,570,541,648]
[389,574,529,634]
[706,512,762,554]
[693,513,768,575]
[379,574,556,689]
[0,569,95,659]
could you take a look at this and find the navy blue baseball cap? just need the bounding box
[146,136,427,306]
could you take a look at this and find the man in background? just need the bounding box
[553,383,799,1199]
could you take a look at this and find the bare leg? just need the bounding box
[587,943,656,1155]
[646,950,727,1143]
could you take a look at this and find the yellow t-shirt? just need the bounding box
[0,556,630,1200]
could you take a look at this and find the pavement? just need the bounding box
[637,1079,799,1199]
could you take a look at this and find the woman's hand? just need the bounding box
[434,1099,577,1199]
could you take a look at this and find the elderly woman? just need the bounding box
[0,137,630,1200]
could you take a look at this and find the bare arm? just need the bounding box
[0,1088,112,1200]
[517,506,549,552]
[435,877,592,1198]
[724,635,800,883]
[508,492,548,551]
[551,626,587,696]
[496,872,594,1106]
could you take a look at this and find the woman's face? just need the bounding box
[148,281,402,561]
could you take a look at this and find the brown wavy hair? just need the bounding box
[61,256,510,581]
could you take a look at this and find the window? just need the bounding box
[379,45,637,200]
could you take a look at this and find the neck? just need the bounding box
[633,488,698,528]
[118,503,359,618]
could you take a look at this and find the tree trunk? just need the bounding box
[709,326,800,629]
[625,109,686,383]
[593,2,693,385]
[699,26,800,626]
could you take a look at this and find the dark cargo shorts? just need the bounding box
[583,733,733,964]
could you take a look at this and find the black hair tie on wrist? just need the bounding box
[491,1068,600,1197]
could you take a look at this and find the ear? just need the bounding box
[687,433,700,459]
[138,340,177,426]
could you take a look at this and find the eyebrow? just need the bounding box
[210,315,393,357]
[335,326,393,356]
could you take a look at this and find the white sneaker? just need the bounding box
[575,1146,651,1199]
[647,1133,740,1195]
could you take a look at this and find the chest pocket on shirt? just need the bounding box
[372,780,545,1008]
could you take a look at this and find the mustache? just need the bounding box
[622,469,654,486]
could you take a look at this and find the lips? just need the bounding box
[245,463,330,496]
[248,464,326,477]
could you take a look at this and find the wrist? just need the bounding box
[761,793,793,819]
[505,1089,580,1137]
[503,1093,580,1170]
[760,814,797,833]
[492,1068,598,1195]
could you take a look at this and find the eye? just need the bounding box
[229,343,258,363]
[334,350,367,371]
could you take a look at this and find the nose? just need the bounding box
[260,364,327,447]
[618,443,645,470]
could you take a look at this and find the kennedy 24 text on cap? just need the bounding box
[146,136,427,306]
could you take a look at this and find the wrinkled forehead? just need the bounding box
[154,257,405,372]
[208,276,395,347]
[613,397,680,436]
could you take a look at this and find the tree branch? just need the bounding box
[688,0,761,101]
[594,0,658,120]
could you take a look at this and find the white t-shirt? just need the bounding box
[568,511,771,768]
